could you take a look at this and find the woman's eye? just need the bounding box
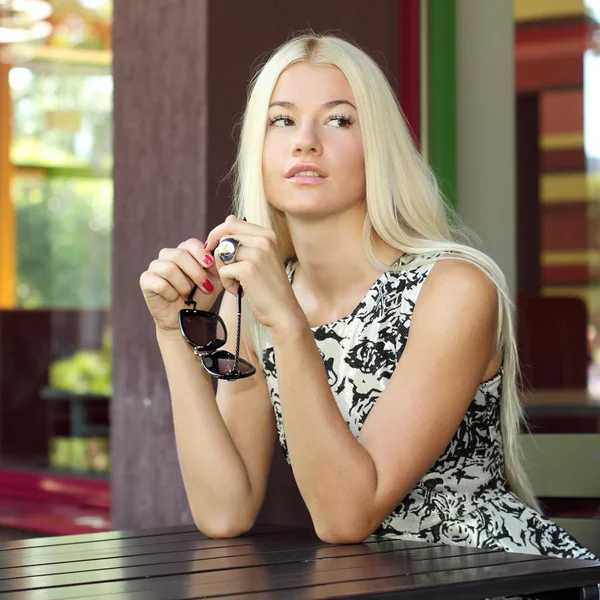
[270,116,294,127]
[328,114,354,128]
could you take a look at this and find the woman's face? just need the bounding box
[262,62,365,220]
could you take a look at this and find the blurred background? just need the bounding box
[0,0,598,554]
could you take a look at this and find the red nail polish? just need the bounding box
[203,254,213,265]
[202,279,214,292]
[203,241,208,249]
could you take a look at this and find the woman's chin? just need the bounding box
[267,190,363,220]
[273,202,340,220]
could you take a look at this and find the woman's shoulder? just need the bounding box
[427,256,497,298]
[397,250,497,282]
[411,254,499,332]
[391,250,499,310]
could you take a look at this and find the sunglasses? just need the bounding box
[179,285,256,381]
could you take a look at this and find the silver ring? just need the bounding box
[215,238,239,263]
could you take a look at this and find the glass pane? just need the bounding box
[0,0,113,531]
[12,174,112,309]
[10,67,112,174]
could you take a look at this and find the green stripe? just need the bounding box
[428,0,457,211]
[13,164,111,179]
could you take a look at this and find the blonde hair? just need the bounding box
[231,32,540,512]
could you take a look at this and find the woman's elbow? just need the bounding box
[193,511,255,539]
[314,521,372,545]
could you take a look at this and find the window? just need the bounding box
[0,1,112,481]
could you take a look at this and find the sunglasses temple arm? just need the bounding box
[185,284,198,307]
[233,217,246,371]
[233,286,243,371]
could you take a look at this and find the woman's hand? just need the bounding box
[204,216,307,334]
[139,238,223,334]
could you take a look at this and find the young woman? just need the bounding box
[139,33,596,561]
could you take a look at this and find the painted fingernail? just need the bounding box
[202,254,213,266]
[202,279,214,292]
[203,241,208,249]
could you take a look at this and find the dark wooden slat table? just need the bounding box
[0,525,599,599]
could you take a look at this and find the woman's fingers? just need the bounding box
[177,238,218,276]
[214,234,274,266]
[148,259,196,299]
[205,216,277,254]
[140,238,226,332]
[153,246,217,297]
[140,271,180,303]
[214,235,284,299]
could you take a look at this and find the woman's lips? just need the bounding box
[287,174,326,184]
[286,168,327,184]
[285,164,327,178]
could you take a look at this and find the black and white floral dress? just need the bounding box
[262,251,597,563]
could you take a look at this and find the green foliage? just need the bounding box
[49,329,112,395]
[13,175,112,308]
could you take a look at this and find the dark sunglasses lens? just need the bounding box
[202,351,256,379]
[180,311,225,348]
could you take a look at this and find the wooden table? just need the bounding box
[0,525,599,599]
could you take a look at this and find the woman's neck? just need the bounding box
[286,212,402,311]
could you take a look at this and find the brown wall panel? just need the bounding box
[543,265,590,285]
[516,56,583,91]
[205,0,400,219]
[112,0,400,530]
[542,149,586,172]
[540,90,583,134]
[542,203,589,251]
[516,21,587,45]
[515,37,587,62]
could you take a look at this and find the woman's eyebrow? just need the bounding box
[268,100,357,110]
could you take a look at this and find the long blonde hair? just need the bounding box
[231,32,540,512]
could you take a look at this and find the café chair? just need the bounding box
[517,294,589,389]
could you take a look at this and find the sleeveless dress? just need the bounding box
[262,251,597,565]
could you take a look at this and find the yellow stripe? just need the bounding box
[542,251,600,266]
[514,0,585,22]
[541,172,600,203]
[540,132,584,150]
[0,63,16,309]
[32,46,111,66]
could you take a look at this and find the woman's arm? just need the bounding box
[271,259,500,543]
[159,289,276,538]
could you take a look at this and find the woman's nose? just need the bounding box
[292,124,322,156]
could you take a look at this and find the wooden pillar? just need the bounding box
[516,93,541,295]
[112,0,400,530]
